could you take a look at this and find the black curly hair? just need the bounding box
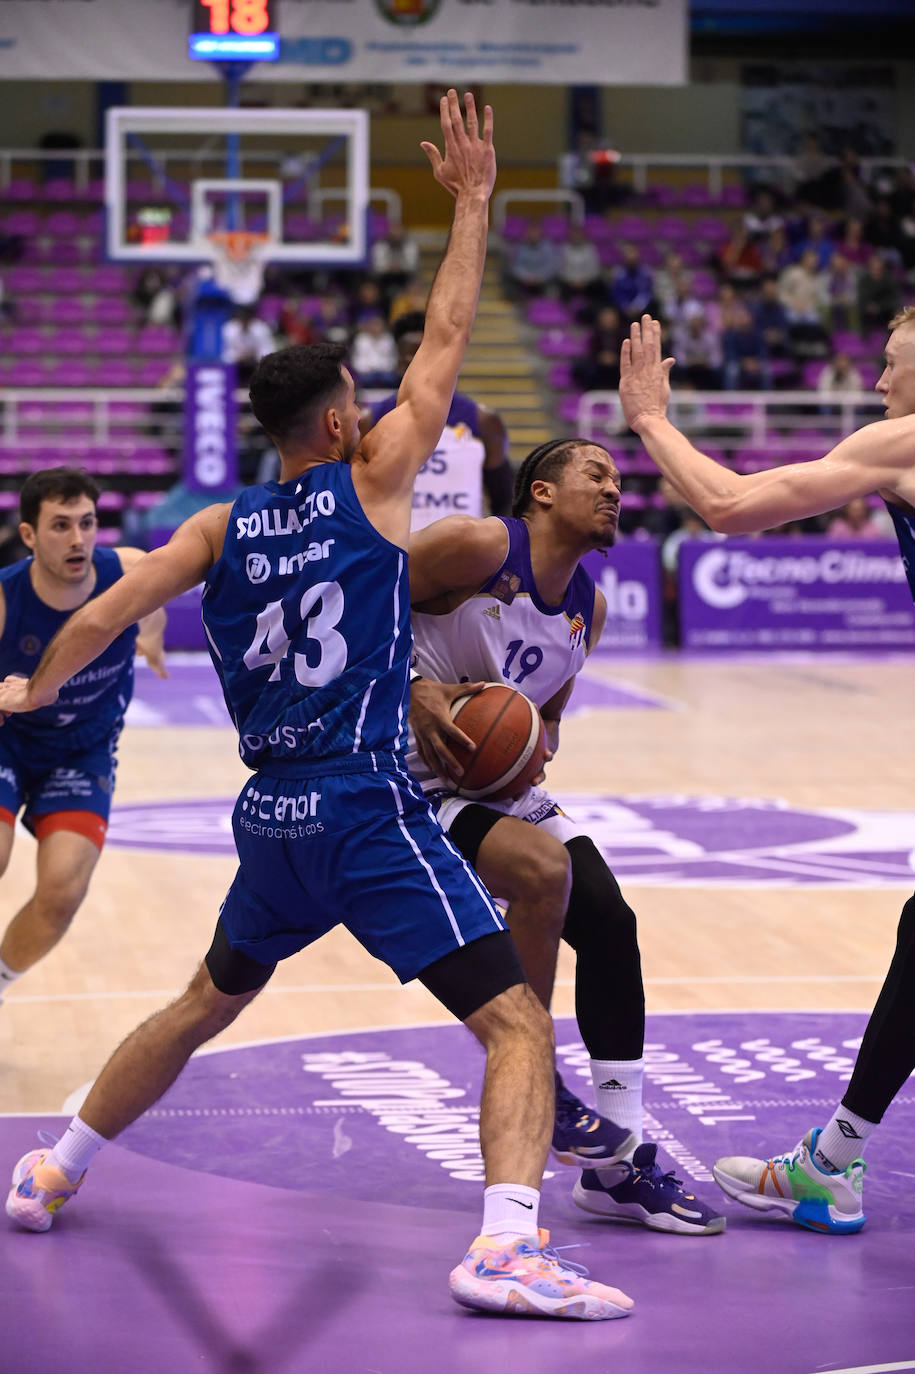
[511,438,592,517]
[249,342,348,442]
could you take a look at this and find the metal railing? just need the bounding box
[576,389,885,451]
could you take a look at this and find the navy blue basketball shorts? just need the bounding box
[0,728,117,849]
[218,760,506,982]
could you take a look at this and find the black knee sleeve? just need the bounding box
[842,891,915,1123]
[205,917,276,996]
[561,836,645,1061]
[418,930,525,1022]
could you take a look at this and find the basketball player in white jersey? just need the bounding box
[406,440,725,1235]
[617,308,915,1234]
[360,311,513,529]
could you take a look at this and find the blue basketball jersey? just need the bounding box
[885,500,915,602]
[202,464,412,772]
[0,546,136,754]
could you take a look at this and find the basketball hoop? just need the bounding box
[206,230,271,306]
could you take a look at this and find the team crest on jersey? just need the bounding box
[489,570,521,605]
[18,634,42,657]
[568,612,586,649]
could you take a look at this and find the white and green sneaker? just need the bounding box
[713,1128,865,1234]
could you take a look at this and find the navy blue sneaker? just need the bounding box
[551,1074,637,1168]
[573,1143,726,1235]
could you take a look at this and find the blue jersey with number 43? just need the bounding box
[202,465,412,771]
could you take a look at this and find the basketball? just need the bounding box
[449,683,548,802]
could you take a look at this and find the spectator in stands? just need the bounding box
[349,311,398,389]
[133,267,179,328]
[0,272,16,324]
[857,253,902,335]
[752,275,792,360]
[221,306,276,385]
[370,221,421,308]
[791,134,837,210]
[838,147,874,224]
[864,198,905,264]
[825,252,861,332]
[718,226,764,290]
[816,352,864,398]
[777,249,830,355]
[610,243,655,323]
[888,167,915,272]
[572,304,626,391]
[758,225,794,277]
[721,301,766,391]
[794,214,835,271]
[744,188,785,242]
[388,275,428,326]
[558,128,621,216]
[278,295,321,348]
[662,269,703,336]
[836,217,872,267]
[826,497,893,540]
[347,278,386,330]
[670,306,723,390]
[557,222,603,305]
[653,252,685,318]
[506,221,558,300]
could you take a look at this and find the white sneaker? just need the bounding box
[713,1128,865,1234]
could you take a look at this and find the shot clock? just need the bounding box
[189,0,280,61]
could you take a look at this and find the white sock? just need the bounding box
[590,1057,644,1147]
[48,1116,108,1184]
[813,1106,877,1173]
[481,1184,540,1241]
[0,954,22,994]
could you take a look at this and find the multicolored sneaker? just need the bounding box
[551,1074,637,1167]
[6,1149,84,1232]
[712,1127,866,1235]
[573,1142,726,1235]
[449,1228,634,1320]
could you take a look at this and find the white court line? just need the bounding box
[807,1363,915,1374]
[2,973,890,1005]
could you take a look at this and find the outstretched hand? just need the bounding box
[420,89,496,203]
[619,314,675,431]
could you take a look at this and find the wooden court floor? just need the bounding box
[1,652,913,1117]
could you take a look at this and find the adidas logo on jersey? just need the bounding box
[484,604,501,620]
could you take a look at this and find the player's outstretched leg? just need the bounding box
[712,1129,866,1235]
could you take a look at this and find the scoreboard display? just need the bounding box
[189,0,280,61]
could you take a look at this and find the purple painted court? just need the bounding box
[3,1012,914,1373]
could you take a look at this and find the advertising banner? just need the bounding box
[582,540,662,652]
[182,362,238,495]
[0,0,687,84]
[678,537,915,651]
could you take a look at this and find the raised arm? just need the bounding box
[409,514,509,608]
[0,505,229,714]
[354,91,496,514]
[619,315,915,534]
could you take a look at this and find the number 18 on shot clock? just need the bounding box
[189,0,280,61]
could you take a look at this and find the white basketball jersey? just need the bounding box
[407,517,596,794]
[370,391,486,531]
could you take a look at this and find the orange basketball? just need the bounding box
[449,683,548,802]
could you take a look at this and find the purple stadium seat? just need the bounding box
[47,298,87,325]
[4,210,41,235]
[41,179,78,202]
[656,216,691,242]
[526,298,572,328]
[6,267,45,293]
[87,296,132,324]
[100,360,136,387]
[45,210,81,236]
[558,393,584,424]
[500,214,529,243]
[135,358,169,385]
[49,360,95,387]
[43,267,86,294]
[695,217,731,244]
[11,328,47,355]
[583,214,613,241]
[721,185,748,208]
[680,185,715,208]
[547,361,573,389]
[131,491,167,512]
[541,214,570,242]
[92,326,133,355]
[87,265,131,293]
[137,326,178,355]
[614,216,652,241]
[95,527,122,545]
[802,361,827,387]
[537,328,585,359]
[5,361,49,386]
[5,178,37,201]
[642,185,679,208]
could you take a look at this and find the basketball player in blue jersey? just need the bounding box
[616,306,915,1234]
[0,467,166,1003]
[1,93,633,1321]
[359,310,513,529]
[405,440,724,1236]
